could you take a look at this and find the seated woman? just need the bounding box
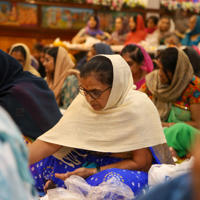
[145,16,159,34]
[9,43,41,77]
[124,14,147,45]
[52,39,77,67]
[0,49,62,141]
[44,46,80,109]
[140,47,200,158]
[121,44,154,89]
[76,43,114,71]
[106,16,130,45]
[72,15,109,44]
[0,107,38,199]
[140,16,177,47]
[181,15,200,47]
[29,54,174,195]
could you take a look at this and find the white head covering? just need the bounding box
[158,18,175,33]
[9,43,41,77]
[39,54,166,154]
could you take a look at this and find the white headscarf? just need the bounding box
[39,55,166,153]
[9,43,41,77]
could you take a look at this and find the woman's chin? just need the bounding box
[91,105,101,111]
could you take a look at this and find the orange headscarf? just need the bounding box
[124,15,147,45]
[46,47,80,105]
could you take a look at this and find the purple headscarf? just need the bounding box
[85,15,104,37]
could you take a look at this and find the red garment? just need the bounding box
[124,15,147,45]
[145,26,157,34]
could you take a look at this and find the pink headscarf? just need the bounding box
[121,43,154,89]
[132,43,154,73]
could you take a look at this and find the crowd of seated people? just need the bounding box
[1,12,200,199]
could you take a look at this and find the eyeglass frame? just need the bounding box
[78,85,112,99]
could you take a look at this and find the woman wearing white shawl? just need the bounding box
[9,43,41,77]
[29,55,173,195]
[140,16,178,47]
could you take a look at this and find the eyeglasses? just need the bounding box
[78,85,111,99]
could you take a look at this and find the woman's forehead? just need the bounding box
[161,18,170,23]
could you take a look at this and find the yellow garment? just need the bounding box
[39,54,166,155]
[69,54,77,65]
[9,43,41,77]
[53,40,69,51]
[46,46,79,105]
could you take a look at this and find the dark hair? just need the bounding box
[46,47,58,65]
[80,56,113,86]
[130,15,137,32]
[152,60,158,70]
[89,15,99,29]
[160,15,171,21]
[41,46,50,54]
[156,47,178,81]
[11,46,26,60]
[32,42,44,52]
[183,46,200,76]
[148,16,159,25]
[121,44,144,65]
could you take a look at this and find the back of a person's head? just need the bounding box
[93,43,114,55]
[80,55,113,86]
[156,47,178,74]
[121,44,144,65]
[32,42,44,52]
[183,46,200,76]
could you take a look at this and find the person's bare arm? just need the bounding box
[72,35,87,44]
[29,139,62,165]
[101,148,153,172]
[72,28,87,44]
[55,148,153,180]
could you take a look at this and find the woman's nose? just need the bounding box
[86,93,94,103]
